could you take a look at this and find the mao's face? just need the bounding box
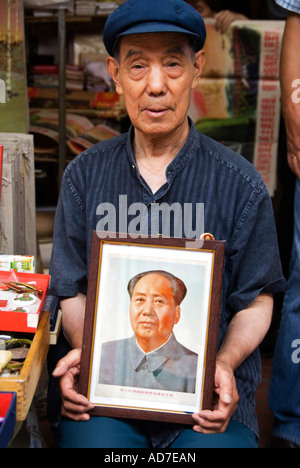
[130,273,181,353]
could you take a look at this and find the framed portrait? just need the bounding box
[79,232,225,425]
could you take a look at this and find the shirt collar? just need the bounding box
[126,119,200,186]
[129,333,179,373]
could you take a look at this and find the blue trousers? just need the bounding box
[269,178,300,446]
[53,418,257,448]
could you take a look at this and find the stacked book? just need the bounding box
[74,1,117,16]
[189,19,285,196]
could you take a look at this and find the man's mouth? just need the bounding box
[145,108,169,117]
[139,320,155,327]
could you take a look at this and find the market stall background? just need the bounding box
[0,2,285,206]
[0,0,290,448]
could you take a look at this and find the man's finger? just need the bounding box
[52,348,82,377]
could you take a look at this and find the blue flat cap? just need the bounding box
[103,0,206,56]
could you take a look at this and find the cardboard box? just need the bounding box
[0,271,50,333]
[0,134,36,258]
[0,255,35,273]
[0,312,50,421]
[0,392,16,448]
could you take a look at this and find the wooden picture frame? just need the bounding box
[79,232,225,425]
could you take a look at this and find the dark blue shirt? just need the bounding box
[49,121,286,444]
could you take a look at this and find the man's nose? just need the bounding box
[147,65,167,96]
[142,299,155,315]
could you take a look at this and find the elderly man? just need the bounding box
[48,0,286,448]
[99,271,198,393]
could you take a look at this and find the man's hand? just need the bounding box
[286,133,300,179]
[52,348,95,421]
[214,11,247,34]
[192,294,273,433]
[192,360,239,433]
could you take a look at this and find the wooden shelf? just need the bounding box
[0,312,50,421]
[25,9,116,189]
[25,12,113,23]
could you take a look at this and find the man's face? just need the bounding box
[130,273,181,353]
[107,32,205,139]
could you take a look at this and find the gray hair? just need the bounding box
[127,270,187,306]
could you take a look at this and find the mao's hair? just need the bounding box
[128,270,187,306]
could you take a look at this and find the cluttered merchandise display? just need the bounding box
[0,268,50,379]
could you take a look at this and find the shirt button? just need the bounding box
[141,363,148,370]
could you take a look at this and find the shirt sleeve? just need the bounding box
[275,0,300,13]
[49,165,88,298]
[226,184,286,314]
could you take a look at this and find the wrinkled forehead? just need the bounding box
[116,32,195,61]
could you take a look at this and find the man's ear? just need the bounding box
[174,306,181,325]
[192,49,206,90]
[106,57,123,95]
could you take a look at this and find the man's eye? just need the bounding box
[167,61,181,68]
